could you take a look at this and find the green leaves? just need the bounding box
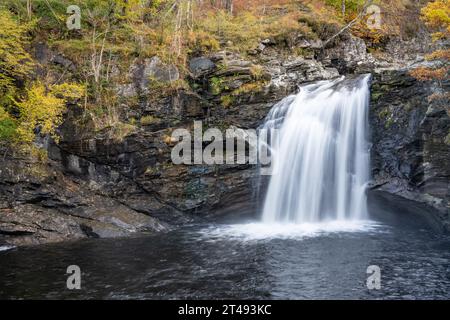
[0,106,17,142]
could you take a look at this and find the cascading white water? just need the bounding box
[260,74,371,223]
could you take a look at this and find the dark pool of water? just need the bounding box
[1,204,449,300]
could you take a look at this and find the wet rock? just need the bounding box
[145,56,179,82]
[2,29,449,248]
[319,35,374,73]
[0,159,168,247]
[370,69,449,227]
[181,91,208,118]
[33,42,76,72]
[257,43,266,52]
[189,57,216,78]
[51,54,76,72]
[269,56,340,94]
[128,56,179,94]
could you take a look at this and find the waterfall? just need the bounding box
[260,74,371,223]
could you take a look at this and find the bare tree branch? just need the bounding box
[322,0,373,48]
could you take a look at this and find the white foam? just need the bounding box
[0,245,15,252]
[198,220,383,241]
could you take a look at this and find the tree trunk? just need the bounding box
[27,0,32,20]
[222,0,233,14]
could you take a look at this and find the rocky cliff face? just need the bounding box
[0,157,168,247]
[370,70,449,230]
[1,32,448,247]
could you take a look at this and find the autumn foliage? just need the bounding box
[410,0,449,83]
[0,0,448,153]
[0,9,83,150]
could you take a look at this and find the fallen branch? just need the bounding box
[322,0,373,48]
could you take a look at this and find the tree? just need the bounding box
[0,10,33,103]
[325,0,366,19]
[222,0,233,14]
[84,4,114,85]
[0,9,86,149]
[210,0,233,13]
[15,83,84,144]
[113,0,142,20]
[421,0,450,41]
[322,0,373,47]
[26,0,32,20]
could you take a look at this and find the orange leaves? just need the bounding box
[410,2,450,83]
[409,66,449,82]
[425,49,450,61]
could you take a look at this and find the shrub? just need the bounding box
[220,95,234,107]
[250,65,264,80]
[15,83,67,143]
[140,115,161,126]
[13,82,84,144]
[0,9,33,100]
[0,106,17,142]
[410,0,449,85]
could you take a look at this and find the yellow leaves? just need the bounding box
[432,31,447,41]
[232,81,268,96]
[186,30,220,53]
[352,19,389,44]
[0,10,84,146]
[220,95,234,108]
[114,0,143,21]
[411,2,450,83]
[50,83,85,101]
[15,83,65,143]
[421,0,450,28]
[420,0,450,40]
[13,82,84,144]
[0,10,33,94]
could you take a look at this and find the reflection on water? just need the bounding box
[0,213,449,299]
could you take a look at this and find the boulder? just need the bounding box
[189,57,216,77]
